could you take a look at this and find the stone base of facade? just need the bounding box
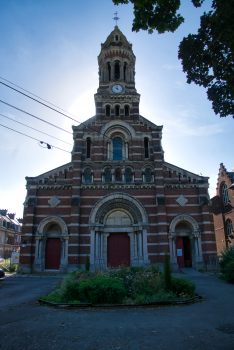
[17,264,31,273]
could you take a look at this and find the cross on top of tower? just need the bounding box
[113,11,120,26]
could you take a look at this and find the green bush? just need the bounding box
[59,275,80,301]
[220,247,234,283]
[171,277,196,297]
[163,251,172,291]
[150,290,178,301]
[78,275,127,304]
[0,259,17,272]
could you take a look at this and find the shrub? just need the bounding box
[59,275,80,301]
[85,255,90,271]
[163,251,172,291]
[150,290,178,301]
[78,275,127,304]
[1,259,17,272]
[220,247,234,283]
[171,277,196,297]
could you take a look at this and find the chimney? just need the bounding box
[0,209,7,216]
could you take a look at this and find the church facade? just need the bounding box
[19,27,216,273]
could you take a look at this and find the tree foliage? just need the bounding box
[113,0,234,118]
[112,0,204,34]
[179,0,234,118]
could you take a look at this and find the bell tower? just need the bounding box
[95,26,140,122]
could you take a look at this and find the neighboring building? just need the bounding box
[18,26,216,273]
[0,209,22,259]
[212,163,234,254]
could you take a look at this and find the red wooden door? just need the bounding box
[107,233,130,268]
[45,238,61,269]
[176,236,185,268]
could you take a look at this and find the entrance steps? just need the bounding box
[180,268,202,276]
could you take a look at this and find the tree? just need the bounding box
[113,0,234,118]
[179,0,234,118]
[112,0,204,34]
[163,251,172,291]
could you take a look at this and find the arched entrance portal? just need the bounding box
[89,193,149,269]
[33,216,69,272]
[106,211,131,268]
[45,224,62,269]
[169,215,204,271]
[175,222,192,268]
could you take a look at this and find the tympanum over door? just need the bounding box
[107,232,130,268]
[45,238,61,269]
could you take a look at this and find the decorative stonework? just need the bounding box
[176,195,188,207]
[95,199,142,224]
[89,192,148,226]
[48,196,61,208]
[82,184,156,190]
[36,216,68,235]
[169,214,200,233]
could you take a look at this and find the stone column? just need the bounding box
[95,232,100,258]
[198,235,202,256]
[107,143,110,159]
[132,172,135,183]
[35,239,39,259]
[120,62,124,80]
[134,232,138,257]
[111,169,115,183]
[125,143,129,159]
[111,63,114,80]
[90,230,95,266]
[168,235,177,265]
[121,168,125,182]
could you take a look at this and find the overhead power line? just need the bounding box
[0,113,72,145]
[0,100,72,135]
[0,78,144,157]
[0,123,70,153]
[0,99,130,160]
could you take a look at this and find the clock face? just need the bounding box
[112,85,123,93]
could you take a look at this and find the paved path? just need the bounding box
[0,274,234,350]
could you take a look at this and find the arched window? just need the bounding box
[86,138,91,159]
[115,61,120,80]
[226,219,233,236]
[85,169,91,183]
[105,169,111,182]
[113,137,122,160]
[115,35,119,41]
[115,105,120,117]
[222,184,229,206]
[144,138,149,158]
[105,105,110,117]
[115,168,121,181]
[125,169,132,183]
[145,170,151,182]
[124,105,129,117]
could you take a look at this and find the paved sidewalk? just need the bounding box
[0,274,233,349]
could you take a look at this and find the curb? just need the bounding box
[38,294,202,308]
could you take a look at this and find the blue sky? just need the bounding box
[0,0,232,218]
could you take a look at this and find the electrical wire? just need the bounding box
[0,113,72,145]
[0,78,143,156]
[0,100,72,135]
[0,99,132,161]
[0,123,70,153]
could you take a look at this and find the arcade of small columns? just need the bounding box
[99,60,135,83]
